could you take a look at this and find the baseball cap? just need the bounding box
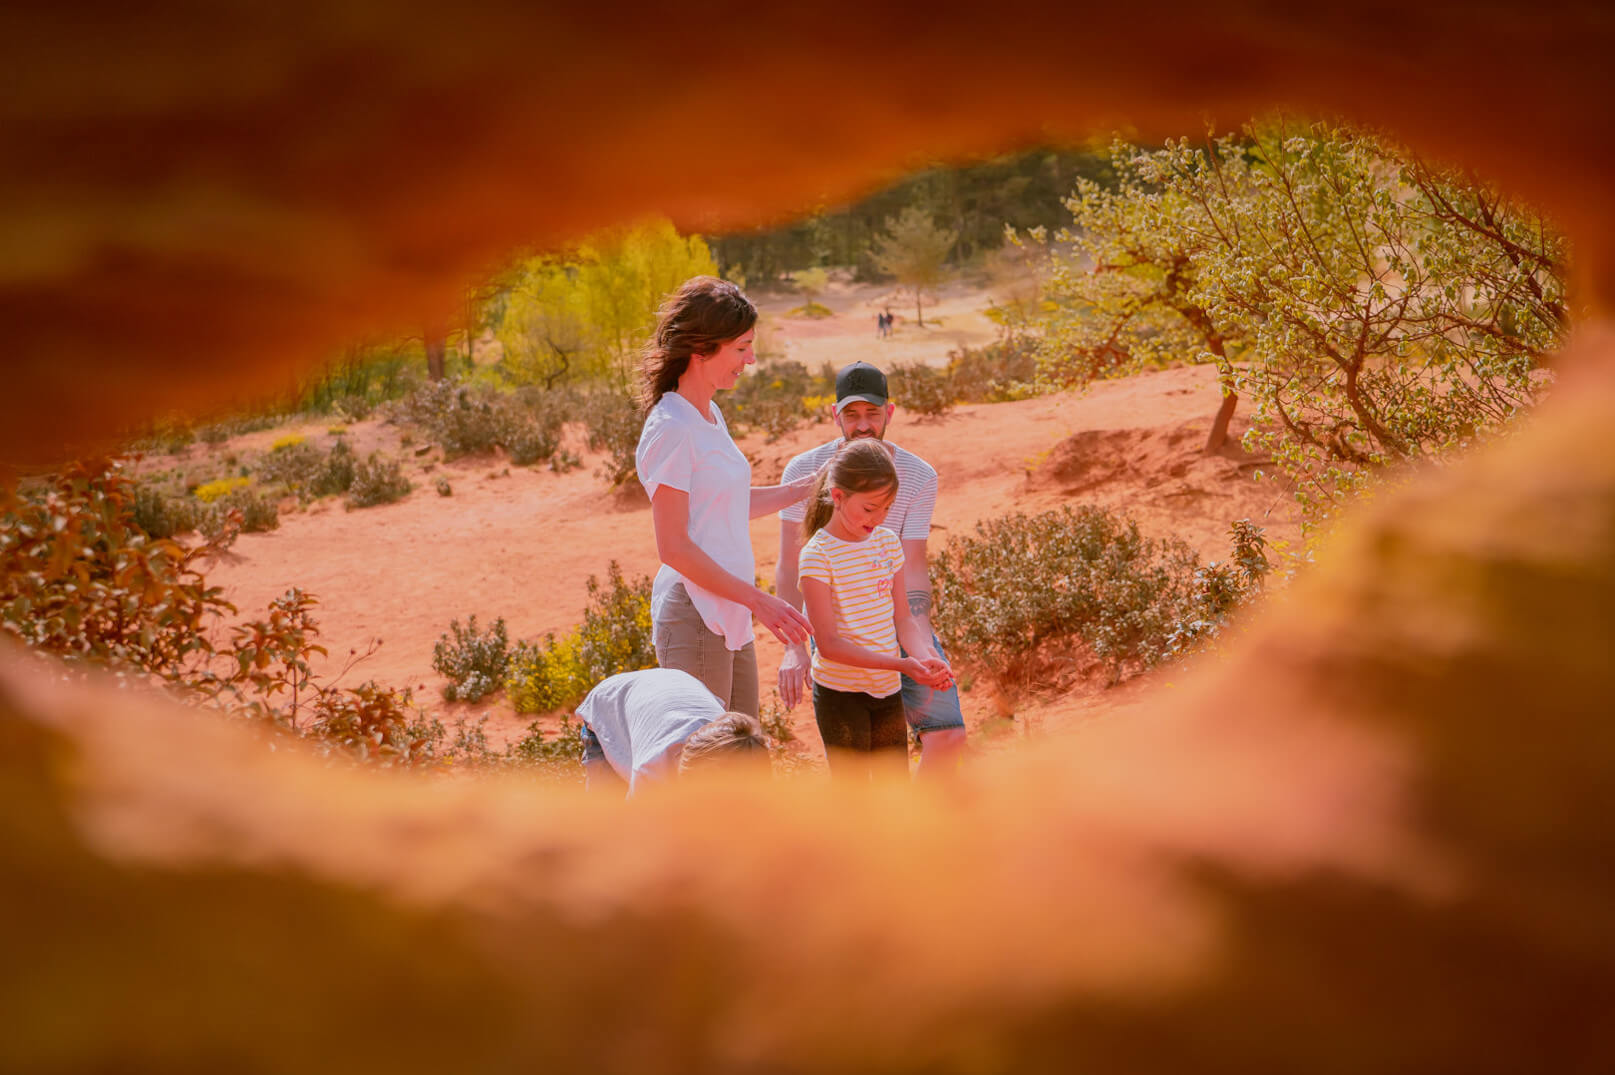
[834,361,889,411]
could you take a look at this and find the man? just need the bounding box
[776,361,968,775]
[577,667,771,795]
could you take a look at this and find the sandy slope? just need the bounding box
[204,292,1300,757]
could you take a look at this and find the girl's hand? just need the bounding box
[753,590,814,647]
[905,657,954,690]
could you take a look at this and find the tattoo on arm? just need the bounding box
[906,590,933,618]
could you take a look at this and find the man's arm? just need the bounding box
[775,519,811,709]
[901,535,938,655]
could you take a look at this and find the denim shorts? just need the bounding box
[899,633,966,734]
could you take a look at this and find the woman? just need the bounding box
[634,276,817,717]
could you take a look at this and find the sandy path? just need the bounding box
[757,275,1002,370]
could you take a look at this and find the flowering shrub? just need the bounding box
[506,562,654,713]
[432,616,511,703]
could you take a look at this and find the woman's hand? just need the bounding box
[752,590,814,647]
[904,656,954,690]
[789,458,831,502]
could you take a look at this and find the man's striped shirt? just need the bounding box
[780,440,937,541]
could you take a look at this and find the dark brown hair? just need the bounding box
[636,276,758,416]
[677,712,772,776]
[801,439,899,541]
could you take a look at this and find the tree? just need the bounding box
[1165,120,1566,524]
[871,207,957,326]
[424,323,448,381]
[793,266,829,315]
[495,218,719,389]
[1035,121,1569,529]
[1033,146,1249,453]
[497,259,589,389]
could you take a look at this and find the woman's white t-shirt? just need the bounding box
[636,392,755,650]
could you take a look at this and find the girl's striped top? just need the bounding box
[799,525,905,697]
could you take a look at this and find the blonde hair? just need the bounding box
[677,712,772,777]
[801,439,899,542]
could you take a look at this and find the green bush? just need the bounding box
[887,361,955,418]
[727,360,833,442]
[220,486,279,533]
[504,717,584,782]
[258,440,323,489]
[2,462,232,680]
[506,562,654,713]
[347,452,411,508]
[580,392,641,486]
[258,437,355,502]
[933,505,1206,685]
[392,379,563,467]
[132,483,201,539]
[433,616,511,703]
[5,471,441,769]
[947,340,1040,403]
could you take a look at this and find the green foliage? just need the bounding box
[258,438,355,501]
[1037,122,1569,531]
[304,681,440,768]
[2,462,232,681]
[4,465,445,769]
[391,379,563,467]
[946,340,1040,403]
[886,361,954,419]
[933,505,1207,686]
[498,218,718,388]
[792,267,830,316]
[220,486,279,533]
[505,562,654,714]
[580,391,641,486]
[132,483,201,539]
[871,207,957,326]
[726,360,834,442]
[295,342,427,417]
[346,452,411,508]
[711,148,1113,284]
[433,616,511,703]
[503,717,585,782]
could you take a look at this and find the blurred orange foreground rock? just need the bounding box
[3,4,1614,1072]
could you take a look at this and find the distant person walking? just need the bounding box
[776,361,970,777]
[795,439,952,780]
[635,276,820,717]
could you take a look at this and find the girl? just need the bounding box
[798,439,953,779]
[635,276,820,717]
